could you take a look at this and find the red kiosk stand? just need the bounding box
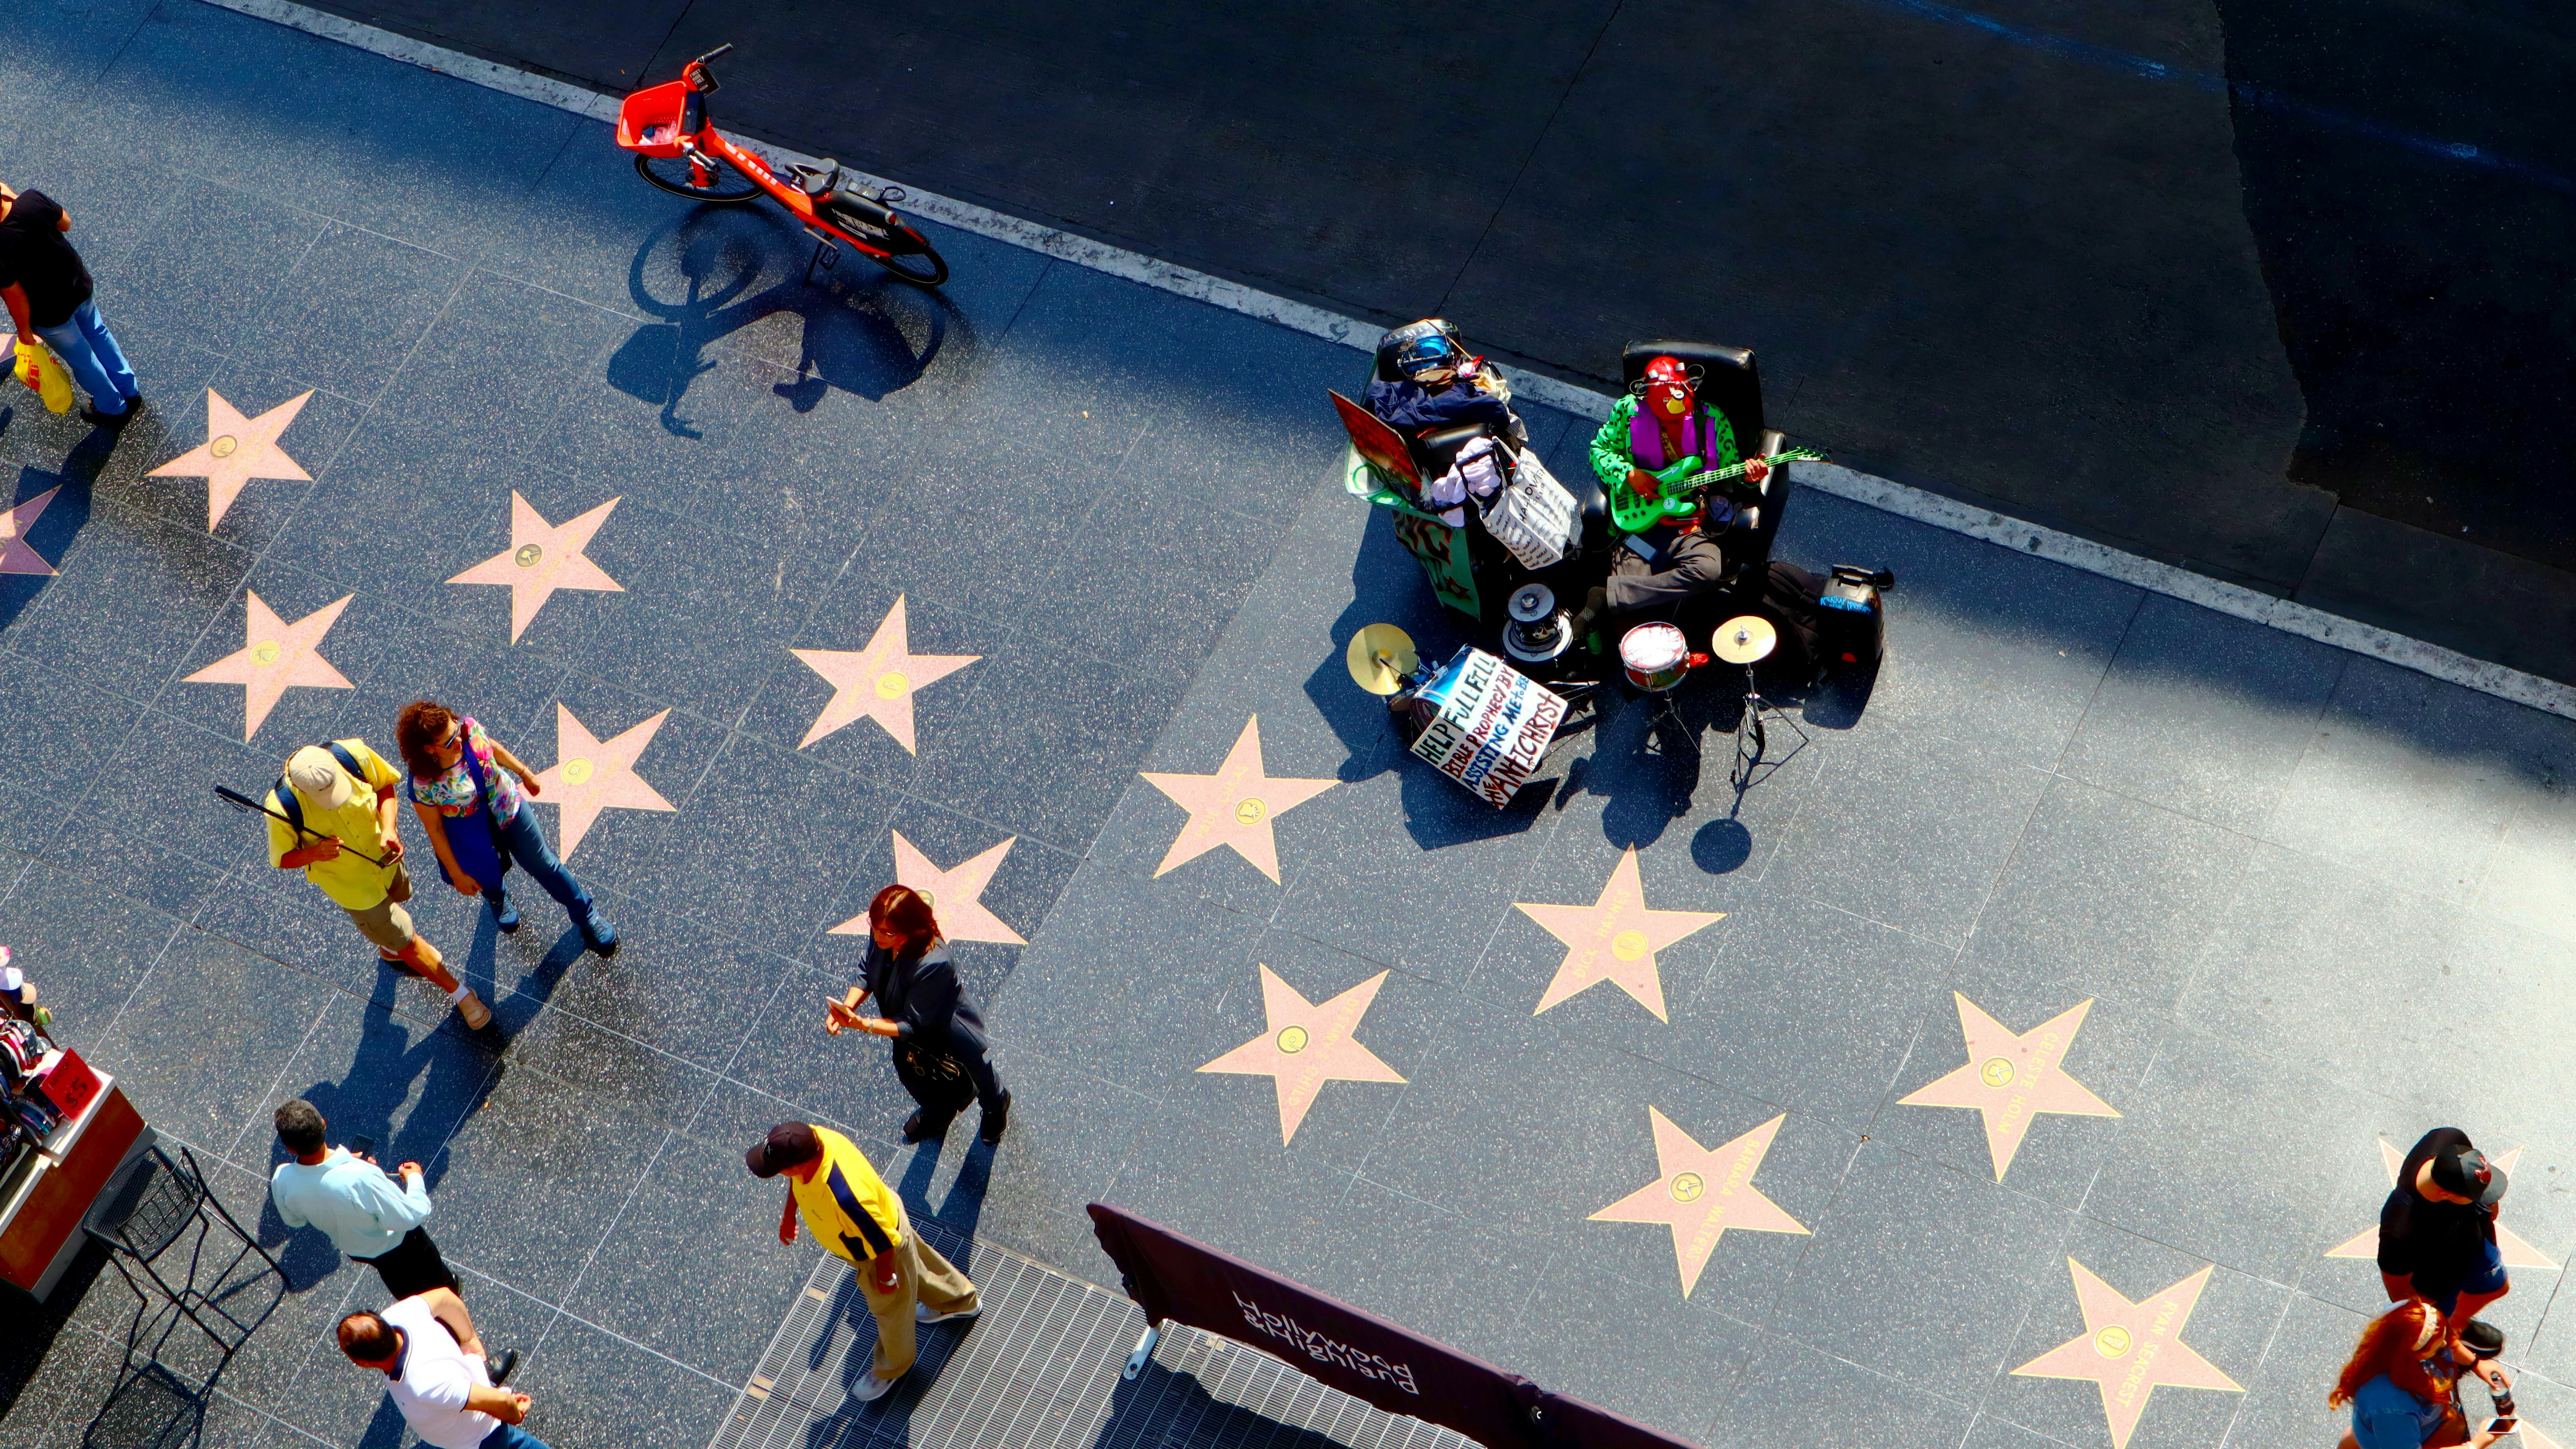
[0,1048,153,1301]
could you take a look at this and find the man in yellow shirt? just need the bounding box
[747,1122,978,1400]
[268,742,489,1030]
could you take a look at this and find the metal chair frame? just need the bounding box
[84,1145,282,1360]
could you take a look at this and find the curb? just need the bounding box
[203,0,2576,724]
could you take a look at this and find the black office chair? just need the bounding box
[85,1145,283,1359]
[1620,340,1792,583]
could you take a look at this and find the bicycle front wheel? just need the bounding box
[634,152,763,204]
[860,228,949,287]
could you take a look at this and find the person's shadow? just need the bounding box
[608,204,976,433]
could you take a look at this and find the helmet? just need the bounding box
[1637,355,1699,420]
[1379,319,1464,382]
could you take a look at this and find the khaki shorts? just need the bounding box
[342,860,416,952]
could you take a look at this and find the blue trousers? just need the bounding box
[469,807,598,930]
[33,301,137,413]
[480,1422,552,1449]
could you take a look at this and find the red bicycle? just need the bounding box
[616,45,949,288]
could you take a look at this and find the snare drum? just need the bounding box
[1619,622,1691,693]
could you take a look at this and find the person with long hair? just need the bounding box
[825,884,1010,1145]
[394,701,617,957]
[2330,1300,2513,1449]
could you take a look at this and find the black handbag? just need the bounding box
[891,1040,975,1114]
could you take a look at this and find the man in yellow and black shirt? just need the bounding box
[266,741,489,1030]
[747,1123,978,1399]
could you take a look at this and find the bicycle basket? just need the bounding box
[617,81,692,157]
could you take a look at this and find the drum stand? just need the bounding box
[1729,662,1810,790]
[1637,682,1698,756]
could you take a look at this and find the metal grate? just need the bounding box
[709,1222,1479,1449]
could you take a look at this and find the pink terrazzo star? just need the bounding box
[0,487,63,575]
[1139,717,1335,883]
[1198,964,1405,1142]
[529,703,674,856]
[1897,994,2120,1180]
[790,597,977,754]
[1590,1109,1808,1297]
[183,591,354,740]
[148,389,313,529]
[831,830,1024,945]
[2012,1261,2242,1449]
[1514,848,1725,1021]
[448,492,624,642]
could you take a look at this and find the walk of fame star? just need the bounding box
[448,492,623,641]
[2324,1139,2559,1268]
[1198,964,1404,1142]
[0,487,62,575]
[183,591,353,740]
[1590,1108,1807,1297]
[1513,848,1723,1021]
[148,389,313,529]
[529,703,674,855]
[831,830,1024,945]
[2012,1260,2241,1449]
[791,597,977,754]
[1140,717,1334,883]
[1897,994,2120,1180]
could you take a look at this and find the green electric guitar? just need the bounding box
[1607,447,1826,536]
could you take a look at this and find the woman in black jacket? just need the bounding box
[827,884,1011,1145]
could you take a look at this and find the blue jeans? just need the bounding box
[480,1422,552,1449]
[32,301,137,413]
[478,807,599,932]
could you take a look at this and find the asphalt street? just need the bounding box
[289,0,2576,685]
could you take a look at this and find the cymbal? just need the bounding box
[1711,615,1777,665]
[1345,623,1419,696]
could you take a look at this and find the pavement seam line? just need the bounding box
[190,0,2576,726]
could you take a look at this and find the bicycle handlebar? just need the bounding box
[690,43,734,67]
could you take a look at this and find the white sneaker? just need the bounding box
[851,1369,902,1403]
[914,1302,981,1325]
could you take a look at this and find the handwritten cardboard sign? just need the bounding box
[1409,648,1565,808]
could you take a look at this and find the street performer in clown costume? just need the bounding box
[1566,355,1763,645]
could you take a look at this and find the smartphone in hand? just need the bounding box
[347,1135,375,1161]
[2488,1419,2519,1436]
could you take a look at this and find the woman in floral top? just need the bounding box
[394,700,618,956]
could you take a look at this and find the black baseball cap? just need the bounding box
[745,1122,821,1179]
[2433,1145,2509,1206]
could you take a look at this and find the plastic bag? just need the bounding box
[11,337,72,414]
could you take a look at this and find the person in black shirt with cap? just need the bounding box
[0,182,140,426]
[2379,1127,2511,1357]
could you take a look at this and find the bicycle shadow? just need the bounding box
[611,204,975,435]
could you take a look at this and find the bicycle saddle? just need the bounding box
[786,159,842,197]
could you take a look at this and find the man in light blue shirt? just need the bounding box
[270,1100,513,1385]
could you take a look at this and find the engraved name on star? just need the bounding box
[1197,964,1404,1143]
[1897,994,2120,1180]
[448,492,624,642]
[1513,848,1724,1021]
[2324,1139,2558,1268]
[148,389,313,529]
[791,597,977,754]
[831,830,1024,945]
[183,591,353,740]
[1591,1109,1808,1297]
[0,486,63,575]
[2012,1260,2242,1449]
[530,703,674,856]
[1140,717,1335,884]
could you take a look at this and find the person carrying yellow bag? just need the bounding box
[0,180,141,427]
[10,334,73,414]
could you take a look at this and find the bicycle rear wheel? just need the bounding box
[634,152,763,204]
[859,228,949,287]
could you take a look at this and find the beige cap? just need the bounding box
[285,746,356,811]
